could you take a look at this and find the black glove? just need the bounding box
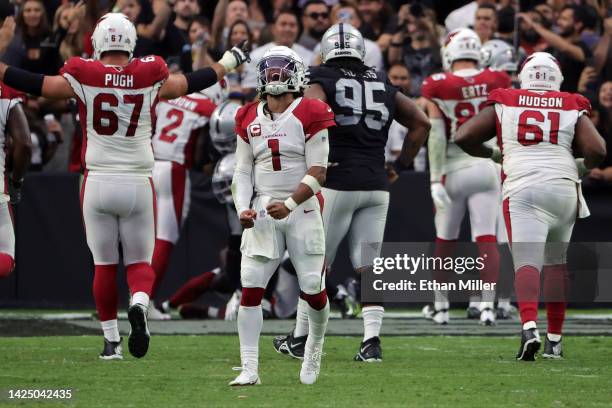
[8,177,23,204]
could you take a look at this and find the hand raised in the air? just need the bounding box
[239,209,257,228]
[218,40,251,72]
[266,202,290,220]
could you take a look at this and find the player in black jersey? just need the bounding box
[273,23,430,362]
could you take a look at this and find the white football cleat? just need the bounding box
[225,290,242,321]
[300,345,322,385]
[147,304,171,320]
[421,304,435,319]
[479,307,496,326]
[229,364,260,386]
[431,309,449,325]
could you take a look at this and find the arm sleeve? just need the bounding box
[428,118,447,183]
[231,136,254,215]
[305,128,329,169]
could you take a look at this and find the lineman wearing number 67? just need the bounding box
[0,13,250,360]
[273,23,430,363]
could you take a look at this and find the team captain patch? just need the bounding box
[249,123,261,137]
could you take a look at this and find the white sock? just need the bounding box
[497,298,511,310]
[480,288,495,309]
[293,298,310,337]
[306,301,329,347]
[469,295,480,309]
[547,333,561,342]
[523,320,537,330]
[237,305,262,371]
[131,291,150,309]
[208,306,219,319]
[101,319,120,342]
[362,306,384,342]
[434,290,449,310]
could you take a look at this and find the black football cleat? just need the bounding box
[354,336,382,362]
[516,327,541,361]
[128,304,150,358]
[273,331,306,360]
[496,307,511,320]
[466,306,481,319]
[99,337,123,360]
[542,336,563,359]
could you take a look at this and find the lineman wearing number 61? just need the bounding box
[274,23,430,363]
[0,13,250,360]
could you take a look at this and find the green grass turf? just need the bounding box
[1,336,612,408]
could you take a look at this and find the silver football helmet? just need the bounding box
[212,153,236,204]
[481,40,518,72]
[320,23,365,63]
[210,100,242,154]
[256,46,306,96]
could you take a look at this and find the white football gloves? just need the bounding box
[430,182,452,210]
[218,40,251,72]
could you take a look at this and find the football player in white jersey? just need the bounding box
[147,88,219,320]
[230,46,334,386]
[456,52,606,360]
[0,84,31,279]
[420,28,511,325]
[0,13,250,360]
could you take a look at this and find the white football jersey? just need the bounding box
[487,88,591,199]
[0,84,24,203]
[235,97,335,200]
[60,55,169,175]
[422,68,511,174]
[152,94,216,167]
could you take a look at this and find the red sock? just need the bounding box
[476,235,499,284]
[169,271,215,308]
[93,264,118,321]
[514,265,540,325]
[150,239,174,297]
[0,253,15,278]
[126,262,155,296]
[544,264,568,335]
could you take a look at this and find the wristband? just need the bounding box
[284,197,298,211]
[301,174,321,194]
[185,67,218,94]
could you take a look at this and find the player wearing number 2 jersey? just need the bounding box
[148,92,217,319]
[0,13,250,360]
[420,28,511,326]
[456,52,606,361]
[275,23,429,363]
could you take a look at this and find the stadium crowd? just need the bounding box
[0,0,608,181]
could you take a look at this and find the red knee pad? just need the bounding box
[126,262,155,295]
[300,289,328,311]
[0,253,15,278]
[241,287,265,307]
[476,235,499,284]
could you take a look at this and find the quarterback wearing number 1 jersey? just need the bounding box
[456,52,606,361]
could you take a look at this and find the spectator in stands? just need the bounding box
[495,5,515,45]
[179,16,215,73]
[519,5,593,92]
[580,4,600,49]
[2,0,62,75]
[25,111,62,172]
[241,10,313,96]
[117,0,172,42]
[298,0,330,51]
[593,16,611,82]
[357,0,397,52]
[387,62,411,96]
[588,81,612,184]
[445,0,491,32]
[53,2,85,62]
[533,2,554,28]
[211,0,256,53]
[518,9,549,56]
[388,3,441,96]
[474,3,497,43]
[225,20,253,93]
[157,0,200,60]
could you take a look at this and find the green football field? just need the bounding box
[1,335,612,407]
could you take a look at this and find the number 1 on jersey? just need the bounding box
[267,139,281,171]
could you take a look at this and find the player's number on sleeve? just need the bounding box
[159,109,184,143]
[93,93,144,137]
[517,110,560,146]
[334,78,389,130]
[267,139,281,171]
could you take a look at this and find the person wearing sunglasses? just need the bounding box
[298,0,331,51]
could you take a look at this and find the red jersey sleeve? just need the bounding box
[194,98,216,118]
[0,83,25,103]
[303,98,335,139]
[496,70,512,89]
[420,74,440,100]
[573,94,592,117]
[234,101,258,144]
[484,88,509,108]
[59,56,85,79]
[148,55,169,84]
